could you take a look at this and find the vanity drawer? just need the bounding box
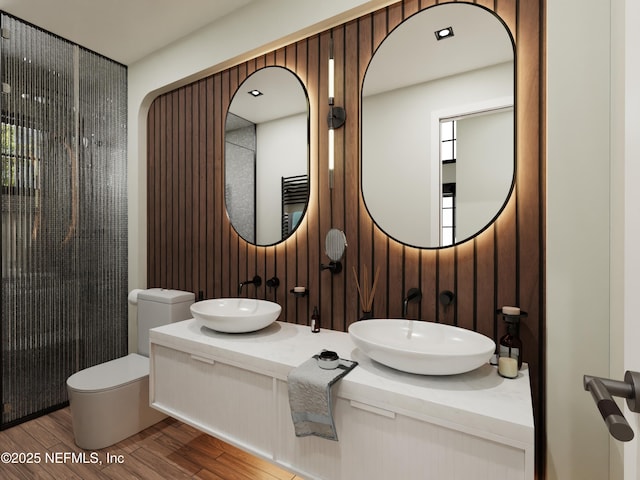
[337,398,526,479]
[275,383,526,480]
[150,343,274,456]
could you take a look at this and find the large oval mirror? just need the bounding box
[362,3,515,248]
[225,66,309,246]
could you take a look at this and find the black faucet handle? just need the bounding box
[266,276,279,288]
[439,290,455,306]
[406,288,422,302]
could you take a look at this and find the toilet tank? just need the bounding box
[136,288,194,356]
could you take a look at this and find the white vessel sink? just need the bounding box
[348,319,495,375]
[191,298,281,333]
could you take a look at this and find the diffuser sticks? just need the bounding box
[352,265,380,314]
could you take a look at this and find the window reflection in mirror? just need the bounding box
[361,3,515,248]
[225,66,309,246]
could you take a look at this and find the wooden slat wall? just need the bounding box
[147,0,544,476]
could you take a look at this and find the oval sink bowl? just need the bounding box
[348,319,495,375]
[191,298,281,333]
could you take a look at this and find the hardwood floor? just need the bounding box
[0,408,302,480]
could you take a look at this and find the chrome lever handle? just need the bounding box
[583,370,640,442]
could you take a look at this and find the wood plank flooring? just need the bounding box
[0,408,302,480]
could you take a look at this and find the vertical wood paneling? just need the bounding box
[343,19,361,327]
[475,230,497,340]
[147,0,544,476]
[496,199,518,309]
[356,14,373,328]
[438,247,456,325]
[476,0,495,10]
[199,79,208,296]
[184,85,193,293]
[516,1,544,474]
[219,71,232,298]
[404,0,420,17]
[178,87,187,288]
[160,96,168,286]
[387,240,404,318]
[372,226,389,319]
[147,103,156,284]
[421,246,438,322]
[457,241,475,331]
[404,247,421,318]
[189,83,199,294]
[387,2,403,30]
[171,92,179,284]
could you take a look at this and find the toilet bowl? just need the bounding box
[66,353,165,450]
[66,288,194,450]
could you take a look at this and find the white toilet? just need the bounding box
[66,288,194,450]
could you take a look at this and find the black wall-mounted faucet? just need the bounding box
[238,275,262,296]
[402,288,422,318]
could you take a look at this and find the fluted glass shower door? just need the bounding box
[0,13,128,428]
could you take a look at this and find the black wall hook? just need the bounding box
[321,261,342,274]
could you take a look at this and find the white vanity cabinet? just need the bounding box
[149,320,534,480]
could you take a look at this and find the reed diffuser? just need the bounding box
[353,265,380,319]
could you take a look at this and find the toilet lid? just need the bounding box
[66,353,149,393]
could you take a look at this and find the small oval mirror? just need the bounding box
[325,229,347,262]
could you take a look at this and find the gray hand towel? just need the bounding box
[287,354,358,441]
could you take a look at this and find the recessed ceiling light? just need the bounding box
[248,89,263,97]
[435,27,454,41]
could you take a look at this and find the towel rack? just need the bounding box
[583,370,640,442]
[281,174,308,237]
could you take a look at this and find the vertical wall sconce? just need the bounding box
[327,35,346,189]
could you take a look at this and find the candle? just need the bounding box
[498,356,518,379]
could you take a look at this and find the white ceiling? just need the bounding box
[0,0,256,65]
[363,2,513,97]
[228,67,308,126]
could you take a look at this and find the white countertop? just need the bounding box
[150,319,535,448]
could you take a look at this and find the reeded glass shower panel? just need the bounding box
[1,13,127,427]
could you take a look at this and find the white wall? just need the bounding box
[610,9,626,478]
[456,110,513,240]
[256,113,307,245]
[362,62,512,246]
[617,0,640,478]
[547,0,612,479]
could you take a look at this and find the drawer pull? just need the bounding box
[350,400,396,419]
[190,354,215,365]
